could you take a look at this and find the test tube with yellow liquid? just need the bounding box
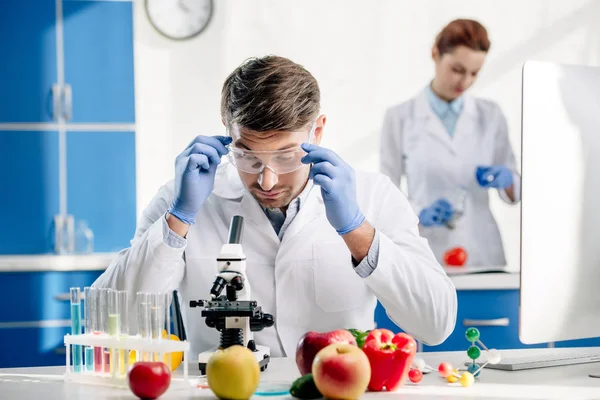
[108,289,120,377]
[117,290,129,376]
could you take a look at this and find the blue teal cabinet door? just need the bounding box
[423,290,547,352]
[374,290,548,352]
[0,0,57,123]
[66,131,136,252]
[62,0,135,123]
[0,131,59,254]
[0,326,70,367]
[0,271,104,323]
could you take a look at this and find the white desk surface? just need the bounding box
[1,348,600,399]
[448,270,520,291]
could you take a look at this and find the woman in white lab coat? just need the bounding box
[380,19,521,267]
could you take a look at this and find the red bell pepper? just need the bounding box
[362,329,417,391]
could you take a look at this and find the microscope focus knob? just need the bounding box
[262,313,275,328]
[231,275,244,290]
[250,313,274,332]
[189,300,204,308]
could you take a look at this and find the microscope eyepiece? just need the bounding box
[228,215,244,244]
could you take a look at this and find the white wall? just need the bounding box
[133,0,600,270]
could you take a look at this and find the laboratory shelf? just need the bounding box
[0,252,117,272]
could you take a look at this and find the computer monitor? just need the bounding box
[520,61,600,345]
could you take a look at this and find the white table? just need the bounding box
[2,348,600,399]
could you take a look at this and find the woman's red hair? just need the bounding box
[435,19,491,55]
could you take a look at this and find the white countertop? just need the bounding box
[0,252,118,272]
[445,266,520,290]
[1,348,600,399]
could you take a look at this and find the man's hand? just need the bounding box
[301,143,365,235]
[167,135,231,233]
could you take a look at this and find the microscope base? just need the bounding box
[198,345,271,375]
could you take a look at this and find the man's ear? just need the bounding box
[432,45,440,62]
[313,114,326,145]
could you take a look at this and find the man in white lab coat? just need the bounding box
[93,55,457,359]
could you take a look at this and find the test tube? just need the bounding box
[108,289,120,376]
[165,291,172,338]
[70,287,83,372]
[88,288,103,373]
[137,292,150,361]
[150,292,165,362]
[118,290,129,375]
[98,288,110,373]
[164,292,172,367]
[84,287,94,372]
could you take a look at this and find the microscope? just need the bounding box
[190,215,275,375]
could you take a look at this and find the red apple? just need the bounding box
[312,343,371,399]
[296,330,357,375]
[128,361,171,399]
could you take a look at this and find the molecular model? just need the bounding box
[408,327,502,388]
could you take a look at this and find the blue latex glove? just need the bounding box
[419,199,454,227]
[168,135,232,225]
[301,143,365,235]
[476,165,513,189]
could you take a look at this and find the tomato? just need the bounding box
[128,362,171,399]
[443,247,467,266]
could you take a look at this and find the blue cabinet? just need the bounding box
[0,0,136,255]
[0,1,57,123]
[0,131,60,254]
[375,289,548,351]
[0,270,104,368]
[67,131,136,252]
[63,0,135,123]
[423,290,546,351]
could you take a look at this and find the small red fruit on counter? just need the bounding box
[295,329,357,375]
[311,343,371,399]
[362,329,417,391]
[444,247,467,267]
[128,361,171,399]
[408,369,423,383]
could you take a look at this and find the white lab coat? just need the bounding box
[380,88,521,267]
[93,160,457,358]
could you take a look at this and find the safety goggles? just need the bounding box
[226,122,316,175]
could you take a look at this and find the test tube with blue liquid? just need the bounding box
[70,287,82,372]
[84,287,94,372]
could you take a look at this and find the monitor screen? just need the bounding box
[520,61,600,344]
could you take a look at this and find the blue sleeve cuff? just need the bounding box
[353,230,380,278]
[162,213,187,249]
